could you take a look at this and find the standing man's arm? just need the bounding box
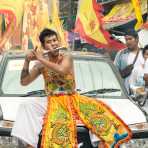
[144,74,148,86]
[114,51,122,70]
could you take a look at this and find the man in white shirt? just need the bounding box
[114,29,144,94]
[129,45,148,105]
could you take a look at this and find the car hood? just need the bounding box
[0,97,146,125]
[98,98,147,124]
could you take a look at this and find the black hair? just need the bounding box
[142,44,148,55]
[125,29,138,39]
[39,28,58,45]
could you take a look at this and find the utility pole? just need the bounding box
[67,0,76,51]
[67,0,75,31]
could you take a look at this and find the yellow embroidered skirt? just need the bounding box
[41,93,132,148]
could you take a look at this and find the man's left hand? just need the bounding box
[32,46,44,60]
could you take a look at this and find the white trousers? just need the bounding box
[11,98,47,148]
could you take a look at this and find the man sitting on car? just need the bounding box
[11,28,132,148]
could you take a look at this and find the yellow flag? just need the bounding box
[22,0,68,50]
[22,0,49,50]
[131,0,143,30]
[103,2,133,22]
[75,0,126,51]
[0,0,25,26]
[0,0,25,49]
[75,0,108,45]
[47,0,68,47]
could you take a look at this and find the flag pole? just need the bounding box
[47,0,52,22]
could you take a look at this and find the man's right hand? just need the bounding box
[25,51,36,62]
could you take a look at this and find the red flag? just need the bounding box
[74,0,126,52]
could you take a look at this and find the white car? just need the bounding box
[0,50,148,147]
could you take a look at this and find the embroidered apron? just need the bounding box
[41,55,132,148]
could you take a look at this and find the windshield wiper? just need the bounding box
[81,88,120,95]
[21,90,46,97]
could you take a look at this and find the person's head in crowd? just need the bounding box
[124,29,139,51]
[142,44,148,60]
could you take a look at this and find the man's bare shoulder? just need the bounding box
[62,52,73,60]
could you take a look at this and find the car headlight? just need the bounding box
[120,138,148,148]
[0,120,13,129]
[0,105,13,129]
[120,122,148,147]
[129,122,148,131]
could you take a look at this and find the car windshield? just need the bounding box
[74,59,122,97]
[1,58,123,97]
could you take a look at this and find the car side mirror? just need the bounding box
[131,93,147,107]
[130,87,147,106]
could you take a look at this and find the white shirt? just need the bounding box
[127,51,144,67]
[129,65,145,89]
[125,50,144,93]
[144,59,148,74]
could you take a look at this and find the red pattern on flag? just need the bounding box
[75,0,126,52]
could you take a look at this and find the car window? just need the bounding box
[2,59,44,95]
[1,58,122,97]
[74,59,122,97]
